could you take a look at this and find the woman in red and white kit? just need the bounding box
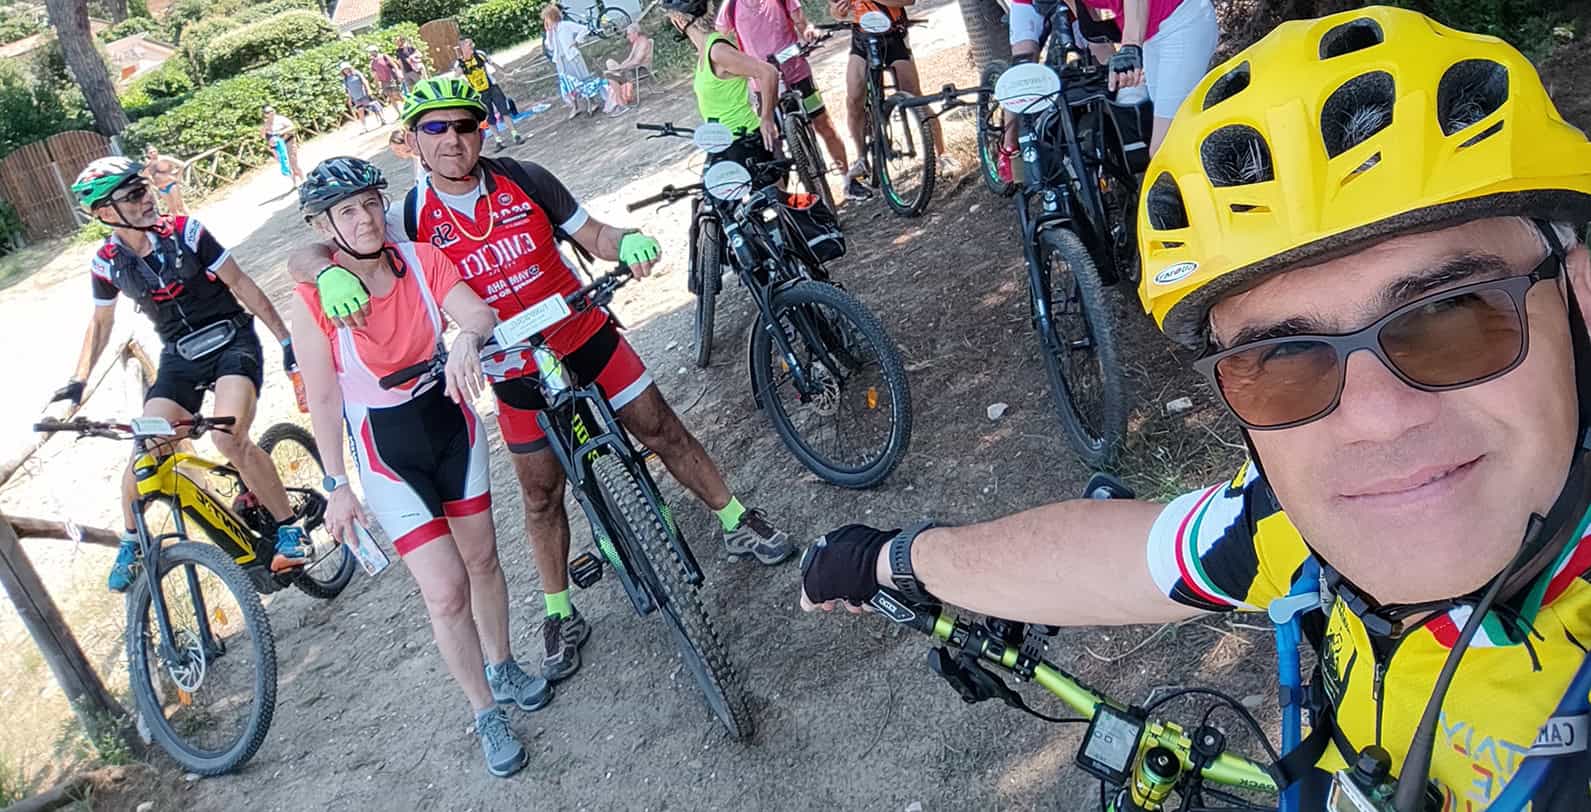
[286,157,549,779]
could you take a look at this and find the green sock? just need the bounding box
[545,590,572,620]
[715,497,747,533]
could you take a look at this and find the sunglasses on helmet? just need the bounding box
[1194,248,1566,431]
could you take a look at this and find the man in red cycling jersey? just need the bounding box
[289,78,796,684]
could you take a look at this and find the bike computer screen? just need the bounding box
[1076,704,1145,785]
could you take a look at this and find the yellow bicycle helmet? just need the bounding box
[1137,5,1591,349]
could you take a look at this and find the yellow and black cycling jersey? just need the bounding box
[456,52,493,93]
[1147,461,1591,808]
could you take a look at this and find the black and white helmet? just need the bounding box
[298,157,387,220]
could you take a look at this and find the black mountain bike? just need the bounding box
[768,32,837,209]
[558,0,632,40]
[817,15,936,217]
[903,9,1145,466]
[32,414,353,774]
[634,122,912,488]
[379,268,753,739]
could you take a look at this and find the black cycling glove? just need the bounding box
[50,379,85,406]
[280,338,298,374]
[1109,44,1143,78]
[800,524,896,606]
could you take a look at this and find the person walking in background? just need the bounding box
[340,62,389,132]
[368,45,406,109]
[388,128,426,182]
[542,5,625,117]
[261,105,305,190]
[604,24,653,107]
[142,144,187,216]
[455,37,524,150]
[395,35,426,92]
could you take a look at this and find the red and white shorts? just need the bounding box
[347,384,492,556]
[488,321,653,454]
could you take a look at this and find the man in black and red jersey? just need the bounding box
[289,78,796,684]
[57,157,309,592]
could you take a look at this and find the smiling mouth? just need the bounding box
[1341,456,1483,501]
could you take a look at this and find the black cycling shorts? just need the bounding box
[148,320,264,414]
[850,30,913,66]
[711,133,784,190]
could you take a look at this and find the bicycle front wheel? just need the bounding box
[1036,228,1127,468]
[785,113,834,209]
[125,541,276,775]
[876,101,936,217]
[692,217,723,368]
[750,280,912,488]
[590,455,753,739]
[976,61,1016,197]
[597,7,632,38]
[259,422,355,600]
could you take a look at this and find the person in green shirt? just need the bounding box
[662,0,781,172]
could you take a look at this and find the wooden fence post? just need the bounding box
[0,514,143,758]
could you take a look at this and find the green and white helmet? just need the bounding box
[71,156,145,209]
[401,76,488,126]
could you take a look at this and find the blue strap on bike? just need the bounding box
[1268,558,1323,812]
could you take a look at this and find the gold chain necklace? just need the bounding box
[437,181,495,243]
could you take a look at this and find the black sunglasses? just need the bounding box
[415,119,481,136]
[110,181,151,203]
[1194,250,1564,431]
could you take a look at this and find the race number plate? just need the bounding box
[493,294,573,349]
[859,10,893,33]
[995,62,1062,114]
[774,43,801,64]
[130,417,176,437]
[693,122,735,154]
[704,161,754,202]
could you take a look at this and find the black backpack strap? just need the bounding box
[1274,701,1337,788]
[490,157,596,270]
[403,185,419,242]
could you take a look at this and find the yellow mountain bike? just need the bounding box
[33,414,353,774]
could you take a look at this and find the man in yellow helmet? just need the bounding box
[800,6,1591,807]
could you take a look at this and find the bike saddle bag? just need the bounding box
[1106,93,1154,174]
[782,193,846,264]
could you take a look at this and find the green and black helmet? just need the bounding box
[298,156,387,220]
[401,76,488,126]
[71,156,145,210]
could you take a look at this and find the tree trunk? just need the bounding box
[43,0,128,136]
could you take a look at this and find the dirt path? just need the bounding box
[1,3,1281,808]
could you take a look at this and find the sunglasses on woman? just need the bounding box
[1194,249,1565,431]
[415,118,482,136]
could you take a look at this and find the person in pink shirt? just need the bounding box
[715,0,851,194]
[367,44,406,109]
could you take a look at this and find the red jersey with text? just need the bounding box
[393,158,600,380]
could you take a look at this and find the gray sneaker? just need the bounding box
[485,659,553,712]
[722,508,796,565]
[474,707,527,778]
[541,608,592,683]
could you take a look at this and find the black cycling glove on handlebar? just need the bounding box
[1109,44,1143,78]
[800,524,896,605]
[50,379,85,406]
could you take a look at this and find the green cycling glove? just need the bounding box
[618,232,661,267]
[316,265,370,320]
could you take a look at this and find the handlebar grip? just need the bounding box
[635,122,668,132]
[379,360,436,390]
[209,416,237,427]
[33,419,67,432]
[868,587,940,635]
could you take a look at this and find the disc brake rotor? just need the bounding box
[165,628,208,693]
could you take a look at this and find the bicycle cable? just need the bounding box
[1145,687,1283,767]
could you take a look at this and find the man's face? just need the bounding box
[95,180,158,228]
[1209,218,1588,603]
[460,39,475,56]
[144,147,157,160]
[410,109,480,179]
[315,190,386,254]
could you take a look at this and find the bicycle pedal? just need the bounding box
[569,550,604,589]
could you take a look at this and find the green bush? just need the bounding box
[120,59,197,119]
[202,10,337,81]
[1389,0,1573,59]
[379,0,473,28]
[165,0,249,44]
[180,0,321,72]
[99,16,160,43]
[0,5,47,46]
[457,0,549,51]
[125,24,421,165]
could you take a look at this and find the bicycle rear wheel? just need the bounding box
[786,113,834,210]
[590,455,753,739]
[750,280,912,488]
[259,422,355,600]
[597,7,632,38]
[692,217,723,368]
[976,61,1016,197]
[876,102,936,217]
[1036,228,1127,467]
[125,541,276,775]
